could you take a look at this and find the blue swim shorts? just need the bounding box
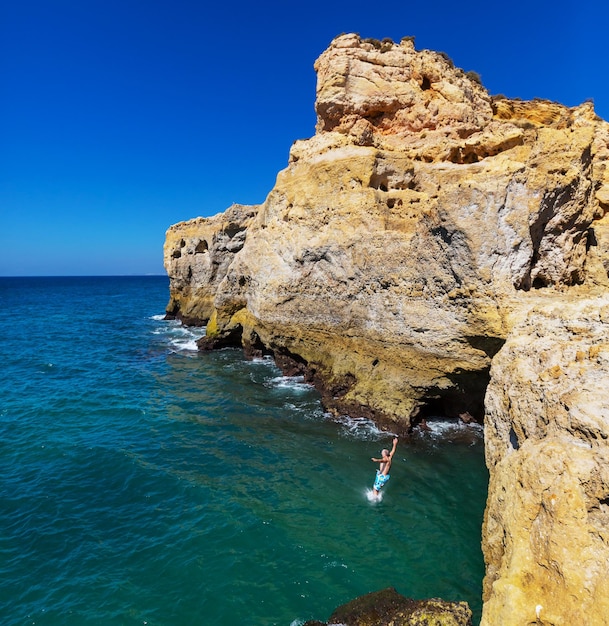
[374,470,390,491]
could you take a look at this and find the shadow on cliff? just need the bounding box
[196,324,503,434]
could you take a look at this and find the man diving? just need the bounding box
[371,437,399,496]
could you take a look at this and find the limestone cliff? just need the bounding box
[481,294,609,625]
[164,33,609,624]
[164,204,258,326]
[165,33,609,429]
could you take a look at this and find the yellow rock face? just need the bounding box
[163,32,609,623]
[482,297,609,625]
[165,34,609,429]
[164,204,258,325]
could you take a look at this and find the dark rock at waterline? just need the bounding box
[304,587,472,625]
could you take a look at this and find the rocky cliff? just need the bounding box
[164,34,609,625]
[482,294,609,625]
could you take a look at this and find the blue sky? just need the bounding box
[1,0,607,276]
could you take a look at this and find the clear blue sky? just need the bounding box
[2,0,607,276]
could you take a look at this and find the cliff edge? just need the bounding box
[164,34,609,624]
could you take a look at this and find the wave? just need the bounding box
[150,317,206,353]
[325,414,483,446]
[241,355,316,394]
[265,375,312,392]
[331,414,392,440]
[412,417,484,446]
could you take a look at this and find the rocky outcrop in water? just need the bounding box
[303,587,472,625]
[164,33,609,625]
[165,33,609,430]
[164,204,258,326]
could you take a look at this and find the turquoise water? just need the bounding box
[0,276,487,625]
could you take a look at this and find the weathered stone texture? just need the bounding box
[305,587,472,626]
[164,204,258,325]
[165,34,609,429]
[482,296,609,625]
[164,33,609,624]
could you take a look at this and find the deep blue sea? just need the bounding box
[0,276,488,625]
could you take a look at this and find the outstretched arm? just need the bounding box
[388,437,398,459]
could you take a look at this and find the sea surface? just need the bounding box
[0,276,488,625]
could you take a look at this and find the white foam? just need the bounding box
[168,325,206,352]
[267,375,312,392]
[244,355,275,365]
[333,415,393,440]
[424,419,483,437]
[169,337,201,352]
[365,488,383,503]
[150,317,207,353]
[413,418,484,447]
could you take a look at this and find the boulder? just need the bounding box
[304,587,472,626]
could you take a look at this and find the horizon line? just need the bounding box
[0,273,169,278]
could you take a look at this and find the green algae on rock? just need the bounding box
[304,587,472,626]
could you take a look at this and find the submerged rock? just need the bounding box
[304,587,472,625]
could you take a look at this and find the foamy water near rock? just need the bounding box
[164,33,609,625]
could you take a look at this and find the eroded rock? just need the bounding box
[164,34,609,429]
[481,296,609,625]
[164,34,609,624]
[164,204,258,325]
[305,587,472,626]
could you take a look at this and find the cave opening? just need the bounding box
[195,239,209,253]
[415,366,492,427]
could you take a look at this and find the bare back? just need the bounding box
[379,438,398,475]
[379,456,392,476]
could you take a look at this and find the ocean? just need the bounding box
[0,276,488,625]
